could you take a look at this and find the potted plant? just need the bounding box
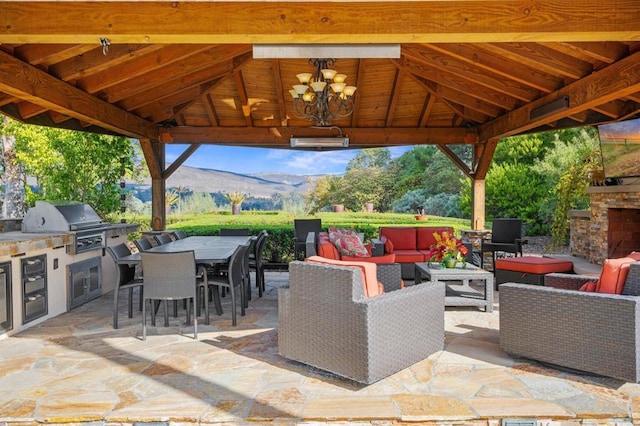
[414,208,428,221]
[225,191,247,215]
[426,231,468,268]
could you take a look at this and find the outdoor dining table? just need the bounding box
[117,235,253,324]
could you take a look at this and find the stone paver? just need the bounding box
[0,271,637,423]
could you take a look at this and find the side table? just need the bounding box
[415,262,494,312]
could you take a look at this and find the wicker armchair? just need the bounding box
[500,262,640,382]
[279,261,445,384]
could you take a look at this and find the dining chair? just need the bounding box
[106,243,144,329]
[140,250,206,340]
[293,219,322,260]
[219,228,250,236]
[207,241,251,326]
[134,237,153,252]
[154,234,173,246]
[171,230,188,240]
[249,230,269,297]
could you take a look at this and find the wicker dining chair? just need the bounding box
[134,237,153,252]
[106,243,144,329]
[140,250,206,340]
[171,230,188,240]
[219,228,250,236]
[207,241,251,326]
[249,230,269,297]
[154,234,173,246]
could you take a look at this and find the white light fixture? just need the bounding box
[290,58,357,127]
[290,137,349,148]
[253,44,401,59]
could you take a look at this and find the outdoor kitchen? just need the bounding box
[0,201,138,338]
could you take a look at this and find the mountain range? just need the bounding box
[133,164,324,198]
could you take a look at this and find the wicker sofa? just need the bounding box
[279,260,445,384]
[500,261,640,382]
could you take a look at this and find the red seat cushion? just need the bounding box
[380,227,417,250]
[392,250,425,263]
[495,256,574,275]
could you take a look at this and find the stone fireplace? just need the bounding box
[569,184,640,264]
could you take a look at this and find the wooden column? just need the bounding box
[151,142,166,231]
[471,177,485,231]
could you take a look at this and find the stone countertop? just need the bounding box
[0,223,140,258]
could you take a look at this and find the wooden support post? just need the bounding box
[471,177,485,231]
[149,141,166,231]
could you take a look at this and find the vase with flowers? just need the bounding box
[426,231,469,268]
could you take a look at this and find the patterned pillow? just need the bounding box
[334,233,369,257]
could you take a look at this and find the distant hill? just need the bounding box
[131,164,324,198]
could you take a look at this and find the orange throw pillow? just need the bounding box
[305,256,382,297]
[595,257,636,294]
[579,280,597,292]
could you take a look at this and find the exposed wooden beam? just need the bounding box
[164,126,478,148]
[271,59,289,127]
[13,44,95,67]
[385,68,403,127]
[479,51,640,140]
[438,144,472,177]
[234,71,252,127]
[4,2,640,44]
[203,93,220,127]
[163,144,201,179]
[418,93,435,127]
[0,50,158,139]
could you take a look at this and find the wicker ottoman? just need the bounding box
[495,256,574,289]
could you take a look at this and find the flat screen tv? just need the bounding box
[597,117,640,179]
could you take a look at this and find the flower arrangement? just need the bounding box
[426,231,468,267]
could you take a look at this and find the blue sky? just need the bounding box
[166,144,413,175]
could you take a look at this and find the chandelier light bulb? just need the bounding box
[321,68,337,80]
[289,89,299,98]
[293,84,309,95]
[296,73,312,84]
[310,81,327,92]
[333,74,347,83]
[343,86,357,97]
[330,82,346,93]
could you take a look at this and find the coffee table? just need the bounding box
[414,262,494,312]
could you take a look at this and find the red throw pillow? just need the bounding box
[380,235,394,253]
[579,280,597,292]
[596,257,636,294]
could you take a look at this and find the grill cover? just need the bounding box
[22,201,104,232]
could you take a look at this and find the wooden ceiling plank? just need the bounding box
[555,41,629,64]
[404,44,540,102]
[482,43,592,80]
[0,94,18,107]
[433,43,560,94]
[79,44,220,95]
[165,125,479,148]
[169,78,227,123]
[592,100,626,119]
[14,44,95,66]
[271,59,288,127]
[399,55,518,111]
[4,1,640,43]
[49,110,71,124]
[16,101,46,119]
[0,50,157,139]
[139,87,203,122]
[479,51,640,140]
[98,45,251,103]
[50,44,166,82]
[418,76,504,118]
[120,62,233,111]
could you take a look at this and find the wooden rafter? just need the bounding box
[0,50,158,139]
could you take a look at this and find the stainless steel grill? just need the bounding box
[22,201,110,254]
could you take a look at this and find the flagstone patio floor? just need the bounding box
[1,271,639,424]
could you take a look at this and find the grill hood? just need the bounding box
[22,201,104,232]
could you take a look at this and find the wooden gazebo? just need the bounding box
[1,1,639,230]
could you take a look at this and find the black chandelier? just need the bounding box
[289,58,357,127]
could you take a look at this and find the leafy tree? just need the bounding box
[346,148,391,170]
[3,119,140,217]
